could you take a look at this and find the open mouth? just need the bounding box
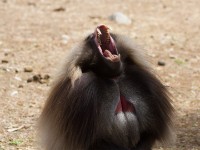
[94,25,120,62]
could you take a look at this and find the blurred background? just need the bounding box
[0,0,199,149]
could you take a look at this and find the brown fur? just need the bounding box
[39,33,174,150]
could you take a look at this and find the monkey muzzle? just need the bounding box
[94,25,120,62]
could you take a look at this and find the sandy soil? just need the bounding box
[0,0,199,149]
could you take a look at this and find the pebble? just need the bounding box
[39,79,48,84]
[61,34,70,44]
[109,12,132,25]
[33,74,42,81]
[2,59,8,63]
[27,2,36,6]
[10,91,18,97]
[27,74,50,84]
[169,55,176,59]
[43,74,50,79]
[18,85,23,88]
[15,69,19,73]
[157,61,166,66]
[14,76,22,81]
[24,67,33,72]
[53,7,65,12]
[27,78,33,83]
[1,67,10,72]
[4,52,9,56]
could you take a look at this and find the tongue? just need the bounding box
[103,50,112,57]
[115,95,135,113]
[103,50,120,62]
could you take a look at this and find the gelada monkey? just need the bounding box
[39,25,174,150]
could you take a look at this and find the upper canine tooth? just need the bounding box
[96,28,102,35]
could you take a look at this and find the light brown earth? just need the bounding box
[0,0,199,149]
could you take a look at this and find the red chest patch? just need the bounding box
[115,95,135,114]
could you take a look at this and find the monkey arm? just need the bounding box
[120,64,174,149]
[40,72,119,150]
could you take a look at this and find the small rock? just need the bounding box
[0,67,10,72]
[109,12,132,25]
[17,101,23,106]
[157,61,166,66]
[150,35,154,39]
[4,52,9,56]
[39,79,48,84]
[14,76,22,81]
[24,67,33,72]
[185,58,189,62]
[27,2,36,6]
[169,55,176,59]
[61,34,70,44]
[15,69,19,73]
[27,74,50,84]
[5,52,14,57]
[53,7,65,12]
[170,42,175,46]
[27,78,33,83]
[18,85,23,88]
[2,59,8,63]
[43,74,50,79]
[33,44,39,48]
[11,91,18,97]
[33,74,42,81]
[163,5,167,9]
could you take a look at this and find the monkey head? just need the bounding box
[82,25,123,78]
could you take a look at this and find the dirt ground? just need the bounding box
[0,0,199,149]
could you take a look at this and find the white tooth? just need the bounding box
[108,26,112,31]
[96,28,102,35]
